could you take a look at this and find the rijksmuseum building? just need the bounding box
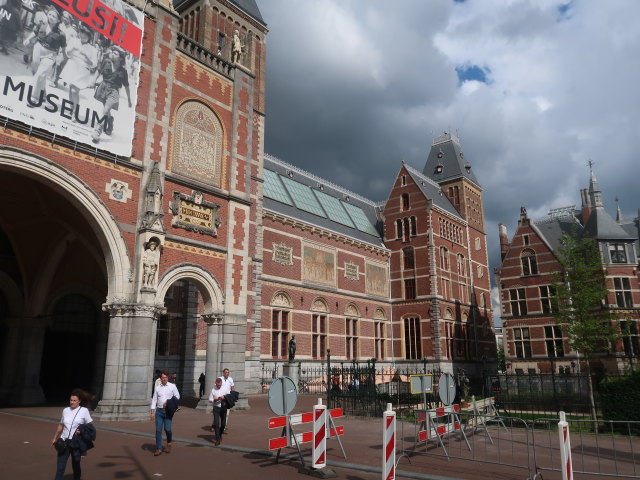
[0,0,495,418]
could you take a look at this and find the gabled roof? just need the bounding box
[422,131,480,188]
[403,164,464,221]
[532,213,583,253]
[584,207,635,240]
[263,154,385,248]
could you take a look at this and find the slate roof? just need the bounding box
[173,0,265,25]
[422,131,481,188]
[532,213,583,253]
[583,206,635,240]
[263,154,386,248]
[404,164,464,221]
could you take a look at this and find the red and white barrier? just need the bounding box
[268,406,345,450]
[558,411,573,480]
[414,403,470,456]
[383,403,396,480]
[312,400,327,468]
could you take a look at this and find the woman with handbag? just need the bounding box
[51,388,93,480]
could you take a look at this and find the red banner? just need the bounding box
[51,0,142,57]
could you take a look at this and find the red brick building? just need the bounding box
[0,0,495,418]
[496,170,640,374]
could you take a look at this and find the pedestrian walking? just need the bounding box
[220,368,234,432]
[208,377,229,445]
[52,388,95,480]
[150,371,180,456]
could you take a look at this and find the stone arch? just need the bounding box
[271,291,292,308]
[443,308,454,320]
[156,263,224,315]
[170,100,225,188]
[0,148,132,302]
[311,297,329,313]
[344,303,359,317]
[374,308,386,320]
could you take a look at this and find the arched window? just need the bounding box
[271,292,292,359]
[396,219,402,239]
[521,249,538,276]
[404,317,422,359]
[410,216,417,236]
[311,298,329,359]
[440,247,449,270]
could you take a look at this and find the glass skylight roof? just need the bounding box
[263,170,293,205]
[342,202,379,236]
[281,176,327,218]
[315,190,355,228]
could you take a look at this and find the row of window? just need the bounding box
[396,217,417,242]
[508,278,634,316]
[271,310,386,360]
[439,218,464,244]
[511,321,640,358]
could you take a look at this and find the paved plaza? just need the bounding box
[1,394,552,480]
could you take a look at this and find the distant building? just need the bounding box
[495,169,640,374]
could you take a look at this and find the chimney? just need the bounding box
[499,223,509,260]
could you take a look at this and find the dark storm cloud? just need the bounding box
[257,0,640,322]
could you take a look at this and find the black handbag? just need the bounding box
[54,437,70,454]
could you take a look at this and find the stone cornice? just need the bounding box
[201,313,224,325]
[264,211,389,257]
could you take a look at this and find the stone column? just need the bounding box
[197,313,223,410]
[94,302,165,421]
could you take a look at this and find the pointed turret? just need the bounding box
[423,131,480,187]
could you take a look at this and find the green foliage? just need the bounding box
[551,232,620,359]
[599,370,640,422]
[497,345,506,372]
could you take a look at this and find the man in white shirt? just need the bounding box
[208,377,230,445]
[221,368,234,432]
[150,372,180,456]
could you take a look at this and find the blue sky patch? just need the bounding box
[557,1,573,20]
[455,64,490,85]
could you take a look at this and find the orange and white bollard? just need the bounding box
[312,399,327,469]
[383,403,396,480]
[558,411,573,480]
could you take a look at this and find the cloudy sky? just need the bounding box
[257,0,640,323]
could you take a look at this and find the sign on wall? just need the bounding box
[0,0,143,156]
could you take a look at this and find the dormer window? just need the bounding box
[609,243,627,263]
[434,164,443,175]
[521,249,538,276]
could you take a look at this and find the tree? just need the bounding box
[497,343,506,372]
[552,232,620,424]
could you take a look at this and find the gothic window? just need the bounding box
[513,327,531,358]
[456,254,466,276]
[545,325,564,358]
[401,193,410,211]
[440,247,449,270]
[609,243,627,263]
[346,318,358,360]
[312,314,327,359]
[540,285,556,314]
[404,278,416,300]
[375,321,385,360]
[271,310,290,359]
[614,278,633,308]
[509,288,527,316]
[521,249,538,276]
[396,219,402,239]
[410,216,417,236]
[404,317,422,360]
[403,247,415,269]
[621,320,640,357]
[171,101,224,188]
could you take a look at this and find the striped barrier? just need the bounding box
[312,400,327,468]
[383,403,396,480]
[558,411,573,480]
[268,406,344,451]
[414,403,470,456]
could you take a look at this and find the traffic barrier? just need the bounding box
[414,403,470,456]
[466,396,508,433]
[268,406,345,451]
[558,411,573,480]
[312,400,326,468]
[383,403,395,480]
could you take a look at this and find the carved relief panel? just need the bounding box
[171,101,224,187]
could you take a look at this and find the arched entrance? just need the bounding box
[0,149,131,405]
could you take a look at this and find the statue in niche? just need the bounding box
[231,29,244,64]
[142,240,161,288]
[288,335,296,362]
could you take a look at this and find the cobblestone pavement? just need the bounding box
[0,394,537,480]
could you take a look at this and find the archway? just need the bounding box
[0,148,131,405]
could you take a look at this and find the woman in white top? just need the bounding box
[52,388,93,480]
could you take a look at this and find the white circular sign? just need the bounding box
[268,376,298,416]
[438,373,457,406]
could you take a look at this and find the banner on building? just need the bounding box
[0,0,143,156]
